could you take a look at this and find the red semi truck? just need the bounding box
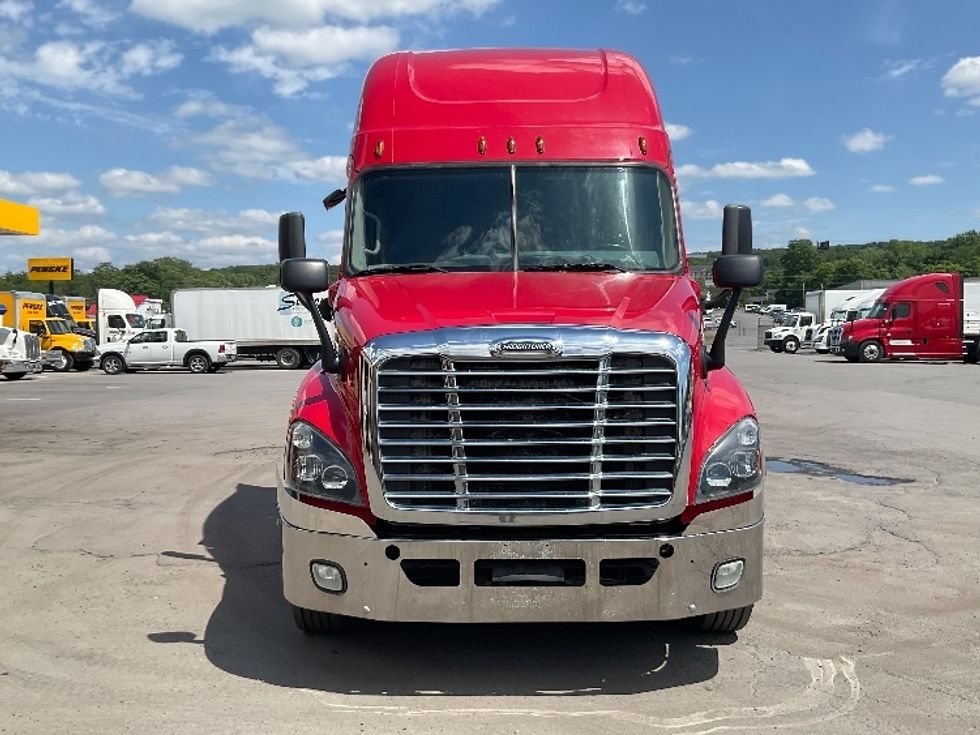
[275,49,765,634]
[839,273,980,362]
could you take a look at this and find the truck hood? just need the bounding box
[333,272,701,346]
[98,340,129,352]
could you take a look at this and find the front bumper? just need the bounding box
[841,341,859,359]
[280,490,763,623]
[1,358,41,375]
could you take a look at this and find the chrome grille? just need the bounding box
[23,333,40,361]
[372,352,679,513]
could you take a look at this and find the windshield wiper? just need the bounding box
[360,263,449,275]
[525,262,627,272]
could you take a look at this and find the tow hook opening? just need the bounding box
[474,559,585,587]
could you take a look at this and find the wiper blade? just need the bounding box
[525,262,627,272]
[361,263,449,275]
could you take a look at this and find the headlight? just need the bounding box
[696,417,763,503]
[284,421,362,505]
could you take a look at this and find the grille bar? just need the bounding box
[373,351,679,513]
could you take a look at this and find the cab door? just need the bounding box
[883,302,914,356]
[125,331,153,365]
[143,331,172,364]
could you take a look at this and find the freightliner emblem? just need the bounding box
[490,339,563,357]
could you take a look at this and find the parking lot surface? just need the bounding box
[2,328,978,734]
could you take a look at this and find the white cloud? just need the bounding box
[145,206,281,233]
[125,231,185,246]
[316,228,343,262]
[57,0,118,28]
[99,166,215,196]
[664,123,691,141]
[882,58,924,79]
[942,57,980,107]
[73,245,111,264]
[28,191,106,216]
[213,24,399,97]
[843,128,890,153]
[196,234,277,257]
[683,200,722,219]
[762,193,794,208]
[288,155,347,182]
[119,41,182,77]
[669,55,701,66]
[676,158,815,180]
[909,174,943,186]
[130,0,500,34]
[803,196,835,213]
[870,184,894,193]
[34,223,115,248]
[0,38,183,98]
[185,119,347,182]
[615,0,646,14]
[0,169,81,196]
[0,0,31,23]
[173,93,242,119]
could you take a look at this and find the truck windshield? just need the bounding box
[867,302,888,319]
[127,314,145,328]
[347,165,680,274]
[46,319,70,334]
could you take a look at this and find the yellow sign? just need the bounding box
[0,198,40,236]
[28,257,74,281]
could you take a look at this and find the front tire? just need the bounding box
[3,372,26,381]
[291,605,347,634]
[52,349,74,372]
[276,347,303,370]
[783,336,800,354]
[101,354,125,375]
[769,344,783,353]
[859,340,884,363]
[693,605,753,633]
[187,353,211,374]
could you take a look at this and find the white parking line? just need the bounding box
[7,397,42,401]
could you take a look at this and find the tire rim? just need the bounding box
[190,356,206,372]
[864,344,880,361]
[105,357,121,373]
[282,351,298,367]
[52,352,67,370]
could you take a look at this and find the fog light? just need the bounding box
[712,559,744,591]
[311,561,346,593]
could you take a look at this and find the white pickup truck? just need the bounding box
[0,327,43,380]
[98,328,237,375]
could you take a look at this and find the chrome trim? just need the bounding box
[360,326,693,526]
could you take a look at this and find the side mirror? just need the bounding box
[280,258,331,294]
[722,204,753,255]
[713,254,764,288]
[322,189,346,211]
[278,212,307,262]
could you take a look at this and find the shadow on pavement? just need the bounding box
[158,483,737,696]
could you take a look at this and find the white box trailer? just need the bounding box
[805,289,874,324]
[171,287,328,369]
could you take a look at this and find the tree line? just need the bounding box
[0,257,339,309]
[691,230,980,308]
[3,230,979,311]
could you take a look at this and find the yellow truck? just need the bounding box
[0,291,97,372]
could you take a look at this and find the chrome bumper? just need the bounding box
[1,358,40,375]
[280,487,763,624]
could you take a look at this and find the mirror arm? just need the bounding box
[296,292,342,374]
[706,287,742,372]
[701,290,731,311]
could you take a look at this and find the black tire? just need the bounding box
[74,360,92,372]
[859,340,884,363]
[693,605,753,633]
[186,353,212,374]
[3,372,26,380]
[101,354,125,375]
[291,605,346,634]
[769,344,782,353]
[52,349,74,372]
[276,347,303,370]
[783,336,800,354]
[845,355,859,363]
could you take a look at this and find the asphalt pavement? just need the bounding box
[1,320,978,734]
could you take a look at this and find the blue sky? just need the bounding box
[1,0,979,273]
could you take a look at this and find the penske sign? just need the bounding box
[27,257,74,282]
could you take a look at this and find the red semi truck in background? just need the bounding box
[275,49,765,634]
[839,273,980,362]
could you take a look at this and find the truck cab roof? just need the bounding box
[353,49,671,174]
